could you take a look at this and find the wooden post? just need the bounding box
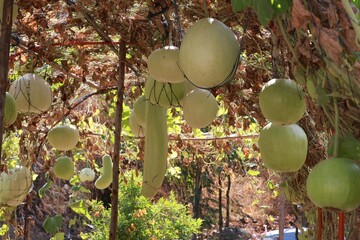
[318,208,322,240]
[278,192,285,240]
[0,0,14,165]
[338,211,345,240]
[109,40,126,240]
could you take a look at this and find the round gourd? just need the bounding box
[134,95,147,126]
[47,124,80,151]
[0,166,32,207]
[148,46,185,83]
[9,73,53,113]
[145,77,185,107]
[258,123,308,172]
[54,156,75,180]
[4,92,18,126]
[129,109,145,137]
[79,168,96,182]
[179,18,240,88]
[259,79,306,124]
[95,154,113,190]
[182,89,218,128]
[306,158,360,211]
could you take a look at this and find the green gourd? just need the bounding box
[141,102,168,199]
[95,154,113,190]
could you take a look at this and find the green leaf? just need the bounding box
[254,1,275,25]
[231,0,255,12]
[270,0,293,15]
[247,169,260,176]
[38,180,53,199]
[353,0,360,9]
[0,224,9,236]
[51,232,65,240]
[43,215,63,235]
[70,200,92,220]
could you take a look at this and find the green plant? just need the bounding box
[88,170,202,240]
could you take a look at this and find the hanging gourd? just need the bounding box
[179,18,240,88]
[147,46,185,83]
[133,95,147,126]
[0,166,32,207]
[79,168,96,182]
[182,88,218,128]
[9,73,53,113]
[306,158,360,211]
[259,79,306,125]
[129,109,145,137]
[4,92,18,126]
[258,123,308,172]
[53,156,75,180]
[145,77,185,107]
[47,124,80,151]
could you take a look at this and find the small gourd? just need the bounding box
[54,156,75,180]
[95,154,113,190]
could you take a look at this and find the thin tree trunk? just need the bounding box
[109,41,126,240]
[218,172,223,232]
[192,159,202,240]
[225,174,231,227]
[0,0,14,166]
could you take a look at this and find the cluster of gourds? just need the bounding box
[258,79,308,173]
[0,72,113,206]
[258,77,360,212]
[129,18,240,198]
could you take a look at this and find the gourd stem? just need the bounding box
[202,0,209,18]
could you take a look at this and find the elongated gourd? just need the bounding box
[141,102,168,199]
[95,154,113,190]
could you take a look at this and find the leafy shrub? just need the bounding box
[88,170,202,240]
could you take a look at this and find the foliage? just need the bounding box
[231,0,292,25]
[86,170,202,240]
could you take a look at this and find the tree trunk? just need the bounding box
[225,174,231,227]
[192,159,202,240]
[0,0,14,166]
[218,172,223,232]
[109,41,126,240]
